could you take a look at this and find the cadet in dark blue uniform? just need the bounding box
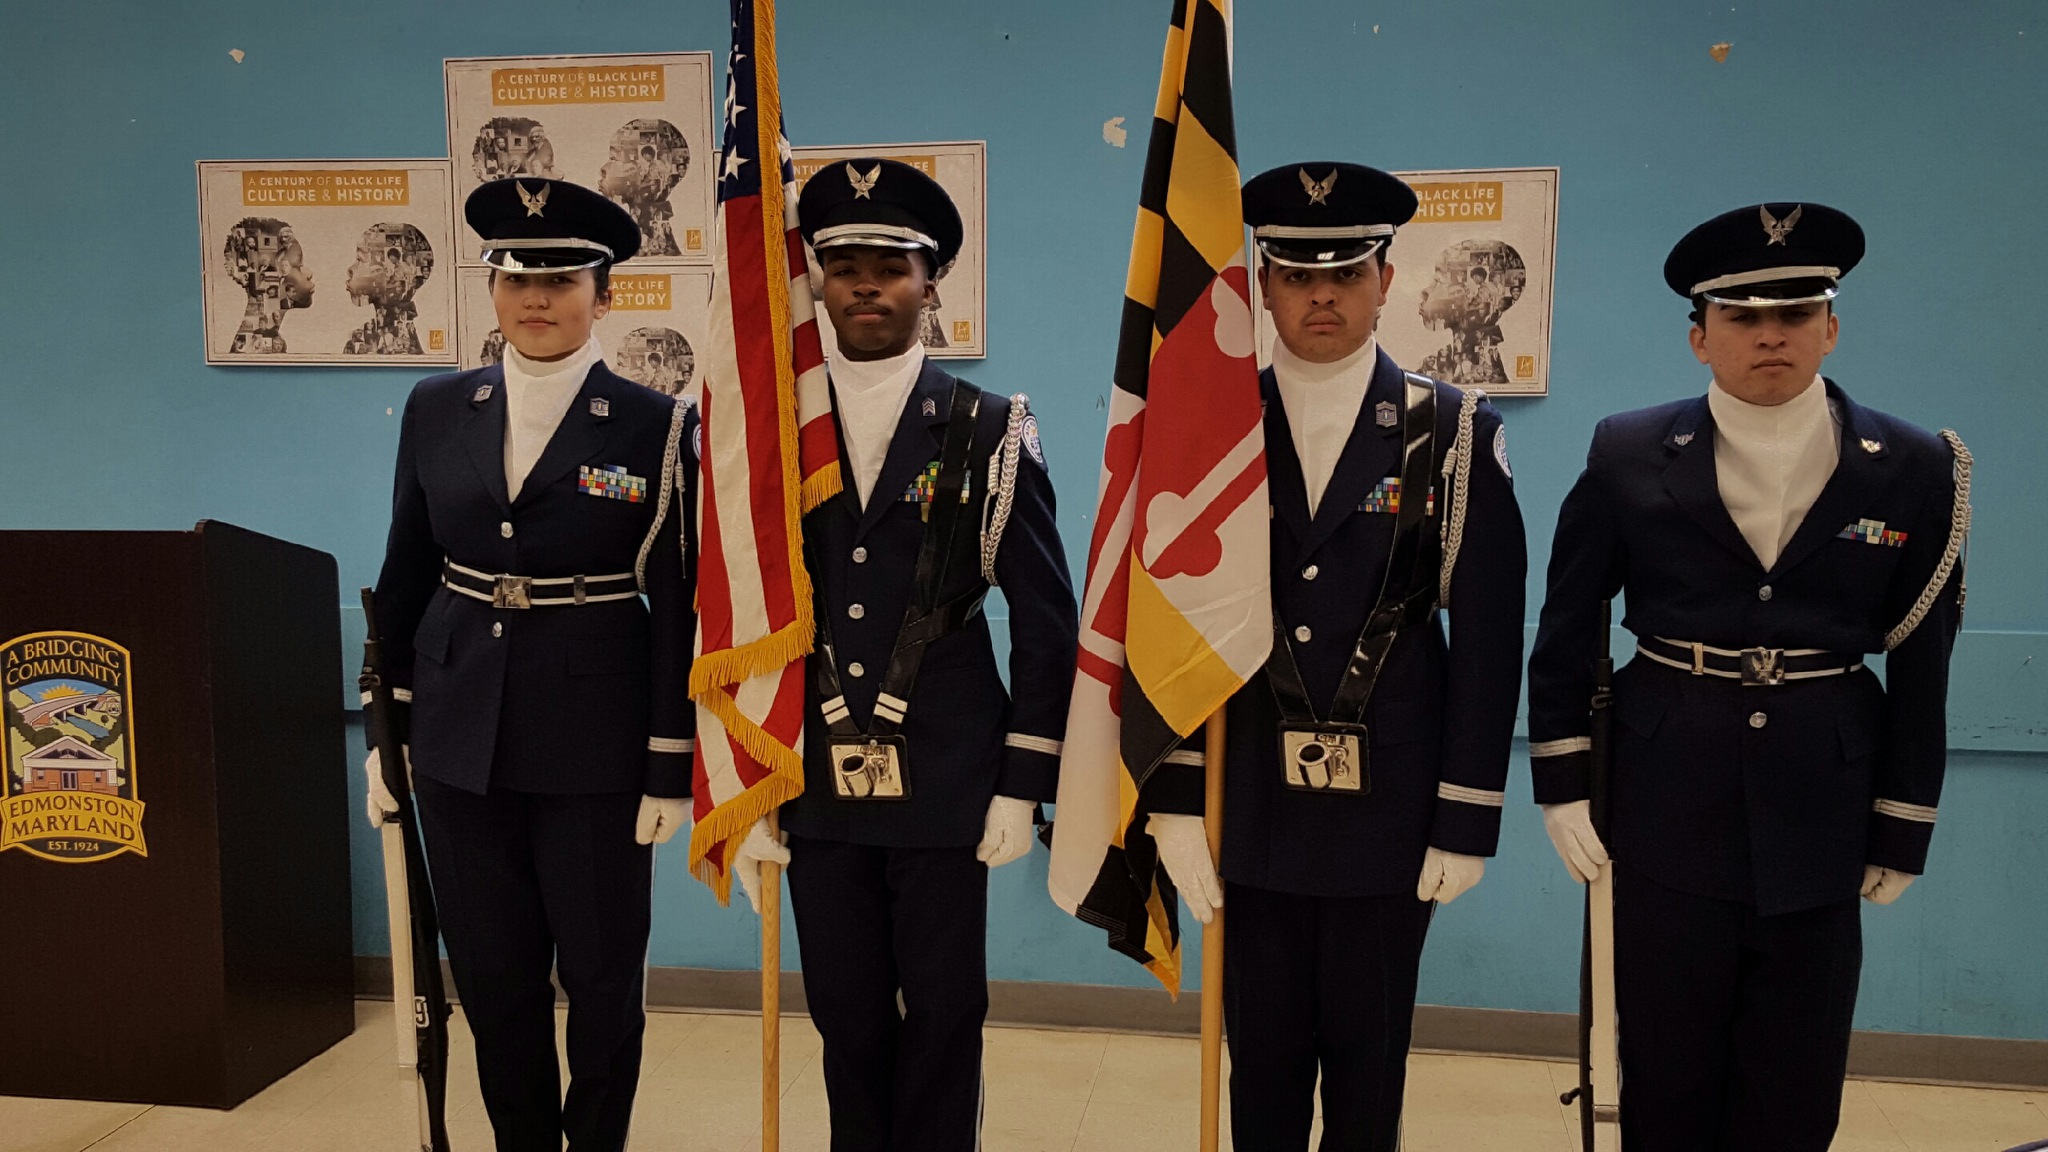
[363,178,698,1152]
[727,159,1080,1151]
[1528,204,1971,1151]
[1151,163,1528,1152]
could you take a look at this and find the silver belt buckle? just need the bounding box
[1739,647,1786,686]
[492,575,533,609]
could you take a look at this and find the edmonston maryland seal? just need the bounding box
[2,631,146,862]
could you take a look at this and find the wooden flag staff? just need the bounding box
[1199,707,1228,1152]
[762,812,783,1152]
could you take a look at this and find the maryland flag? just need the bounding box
[1047,0,1270,994]
[688,0,840,902]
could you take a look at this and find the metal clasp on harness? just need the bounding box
[492,575,533,609]
[1739,647,1786,686]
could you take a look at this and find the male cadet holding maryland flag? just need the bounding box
[363,178,698,1151]
[1146,163,1528,1151]
[725,158,1080,1151]
[1528,204,1971,1150]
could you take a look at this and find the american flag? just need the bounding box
[687,0,840,903]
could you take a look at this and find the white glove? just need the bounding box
[975,796,1038,869]
[1416,847,1486,904]
[731,818,791,915]
[1147,813,1223,925]
[634,795,688,845]
[1861,865,1916,906]
[363,746,405,829]
[1541,800,1610,885]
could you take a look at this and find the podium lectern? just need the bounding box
[0,521,355,1108]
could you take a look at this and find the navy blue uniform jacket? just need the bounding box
[780,360,1080,848]
[1170,351,1528,899]
[1527,381,1963,915]
[372,362,698,797]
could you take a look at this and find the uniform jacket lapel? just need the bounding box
[1295,349,1404,558]
[460,364,512,513]
[1660,395,1762,569]
[1769,379,1889,577]
[512,362,617,509]
[856,359,953,541]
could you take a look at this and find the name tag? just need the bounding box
[1359,477,1434,516]
[579,465,648,503]
[1838,518,1906,547]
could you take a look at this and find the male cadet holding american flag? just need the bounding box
[723,158,1079,1152]
[1150,163,1529,1151]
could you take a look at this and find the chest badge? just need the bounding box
[589,397,610,418]
[1359,477,1434,516]
[1838,518,1906,547]
[472,383,494,403]
[579,465,648,503]
[1374,401,1398,428]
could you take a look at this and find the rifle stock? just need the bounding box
[360,587,453,1152]
[1564,600,1622,1150]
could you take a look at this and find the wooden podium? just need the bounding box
[0,521,355,1108]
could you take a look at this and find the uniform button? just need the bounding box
[852,547,868,564]
[1758,584,1773,601]
[1749,711,1768,729]
[491,622,504,638]
[500,521,514,539]
[1294,625,1313,643]
[1302,565,1320,581]
[848,603,866,620]
[848,662,866,678]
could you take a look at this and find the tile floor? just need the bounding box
[5,1001,2045,1151]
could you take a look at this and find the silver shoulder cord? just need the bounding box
[979,394,1029,586]
[634,400,690,594]
[1437,388,1482,606]
[1884,429,1973,651]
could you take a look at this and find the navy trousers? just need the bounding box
[415,777,652,1152]
[786,835,990,1152]
[1223,882,1435,1152]
[1615,870,1863,1152]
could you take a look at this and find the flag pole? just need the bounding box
[1199,707,1228,1152]
[761,811,783,1152]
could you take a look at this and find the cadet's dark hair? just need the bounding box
[488,263,613,298]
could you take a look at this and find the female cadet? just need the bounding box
[362,177,697,1152]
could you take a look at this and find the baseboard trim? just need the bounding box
[352,958,2048,1090]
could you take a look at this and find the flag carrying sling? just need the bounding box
[1047,0,1270,995]
[688,0,840,902]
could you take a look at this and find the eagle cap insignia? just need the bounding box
[847,162,881,199]
[517,181,549,218]
[1300,167,1338,206]
[1759,203,1802,245]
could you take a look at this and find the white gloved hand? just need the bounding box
[1147,813,1223,925]
[1541,800,1611,885]
[732,818,791,915]
[363,746,405,829]
[1416,847,1487,904]
[634,795,688,845]
[975,796,1038,869]
[1861,865,1916,906]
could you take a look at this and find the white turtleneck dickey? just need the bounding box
[503,336,604,500]
[831,343,928,508]
[1272,337,1377,516]
[1708,375,1839,569]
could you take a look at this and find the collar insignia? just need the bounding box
[848,162,881,200]
[1673,431,1695,446]
[472,383,494,402]
[1374,400,1398,427]
[1760,203,1801,246]
[1861,437,1883,454]
[589,397,610,417]
[921,396,937,417]
[517,181,549,218]
[1299,167,1338,206]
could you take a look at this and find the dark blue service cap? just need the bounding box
[1663,202,1864,305]
[797,158,963,269]
[465,177,641,272]
[1242,162,1418,268]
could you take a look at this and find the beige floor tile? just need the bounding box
[766,1057,833,1151]
[1071,1098,1208,1152]
[982,1028,1108,1103]
[1866,1078,2048,1151]
[1089,1033,1205,1106]
[1403,1052,1571,1133]
[0,1097,148,1152]
[627,1077,767,1151]
[1828,1079,1912,1150]
[647,1012,818,1090]
[983,1094,1088,1152]
[1405,1116,1573,1152]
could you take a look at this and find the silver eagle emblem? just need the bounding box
[1760,203,1802,246]
[847,162,882,199]
[1299,167,1338,206]
[517,181,549,218]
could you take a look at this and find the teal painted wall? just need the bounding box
[6,0,2044,1040]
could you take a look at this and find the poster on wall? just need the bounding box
[196,159,459,366]
[445,52,715,266]
[791,141,988,360]
[1255,166,1559,397]
[457,266,713,400]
